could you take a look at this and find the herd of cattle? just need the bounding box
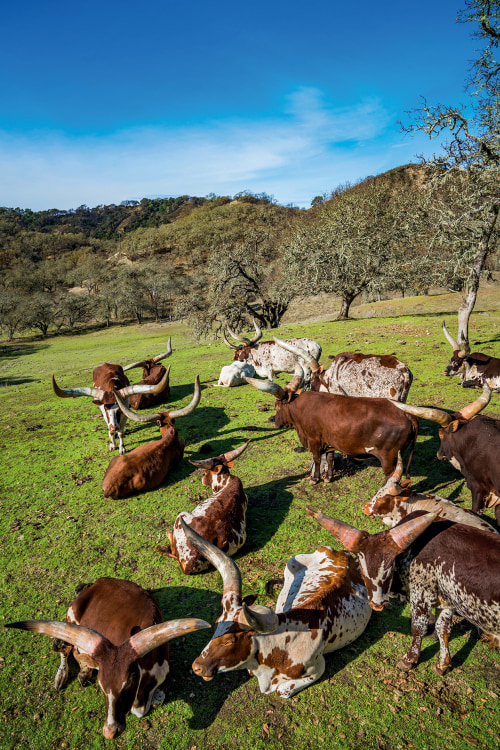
[6,320,500,739]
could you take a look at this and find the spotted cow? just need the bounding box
[442,320,500,391]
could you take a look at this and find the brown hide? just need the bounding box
[92,363,130,405]
[129,364,170,410]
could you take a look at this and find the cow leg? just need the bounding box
[325,450,336,482]
[434,607,453,675]
[73,650,97,686]
[131,664,169,717]
[470,485,486,515]
[117,410,128,455]
[398,591,434,671]
[309,448,322,484]
[276,655,326,698]
[52,640,73,691]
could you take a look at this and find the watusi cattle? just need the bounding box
[244,363,418,483]
[215,360,256,387]
[442,320,500,391]
[275,337,412,401]
[102,376,200,498]
[307,507,500,675]
[163,440,250,574]
[223,319,321,383]
[5,577,209,739]
[392,384,500,523]
[362,451,498,534]
[122,338,173,409]
[52,364,169,455]
[182,519,371,697]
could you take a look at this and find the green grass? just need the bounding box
[1,293,500,749]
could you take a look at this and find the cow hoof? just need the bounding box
[309,478,320,485]
[396,657,414,672]
[151,688,165,709]
[433,663,451,676]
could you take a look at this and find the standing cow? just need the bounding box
[442,320,500,391]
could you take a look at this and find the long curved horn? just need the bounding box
[180,518,242,600]
[222,331,239,350]
[458,383,491,420]
[128,617,210,659]
[286,361,304,394]
[114,390,160,423]
[306,508,366,551]
[189,440,251,469]
[390,400,453,427]
[5,620,105,658]
[223,439,251,463]
[52,375,105,401]
[243,376,285,400]
[389,512,440,551]
[226,324,250,344]
[117,366,170,398]
[122,338,172,372]
[249,319,262,345]
[239,603,279,634]
[273,337,321,374]
[169,376,201,419]
[442,320,458,351]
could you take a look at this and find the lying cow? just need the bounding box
[163,441,250,574]
[5,577,209,739]
[181,519,371,697]
[275,337,412,401]
[442,320,500,391]
[52,364,169,454]
[392,384,500,523]
[244,363,418,483]
[307,508,500,674]
[362,451,498,534]
[102,376,201,498]
[123,338,173,409]
[223,319,321,383]
[215,360,256,387]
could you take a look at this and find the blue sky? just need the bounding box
[1,0,477,210]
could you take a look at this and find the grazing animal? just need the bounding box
[362,451,498,534]
[223,320,321,383]
[244,363,418,483]
[182,520,371,697]
[216,360,256,387]
[164,441,250,574]
[307,508,500,675]
[442,320,500,391]
[123,339,173,409]
[5,577,209,739]
[392,384,500,523]
[275,338,412,401]
[52,364,169,455]
[102,376,201,498]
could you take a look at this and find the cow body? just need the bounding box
[309,509,500,675]
[129,362,170,409]
[93,363,131,454]
[233,338,322,382]
[311,352,413,401]
[216,360,256,387]
[184,519,371,698]
[6,578,209,739]
[445,351,500,391]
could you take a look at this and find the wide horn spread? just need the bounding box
[273,337,321,374]
[122,338,172,371]
[306,508,366,551]
[388,511,440,551]
[244,361,304,400]
[442,320,470,357]
[52,367,170,401]
[391,383,491,426]
[180,518,242,599]
[117,366,170,398]
[226,319,262,346]
[458,383,491,420]
[189,439,251,469]
[114,375,201,422]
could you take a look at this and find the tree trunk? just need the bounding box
[336,292,357,320]
[457,204,498,349]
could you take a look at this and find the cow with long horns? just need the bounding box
[122,338,173,409]
[52,364,170,455]
[102,376,201,499]
[223,320,321,383]
[244,363,418,483]
[274,337,412,401]
[307,508,500,674]
[163,441,250,574]
[181,519,371,697]
[442,320,500,391]
[5,577,210,739]
[392,384,500,523]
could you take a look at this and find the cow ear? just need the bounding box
[225,461,235,468]
[401,479,412,489]
[243,594,258,607]
[449,420,460,433]
[212,464,224,474]
[319,365,324,373]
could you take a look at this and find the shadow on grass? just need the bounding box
[0,342,50,386]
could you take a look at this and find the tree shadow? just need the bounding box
[243,473,302,554]
[0,342,50,386]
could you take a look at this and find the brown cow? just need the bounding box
[102,376,201,498]
[244,363,418,483]
[52,364,169,454]
[442,320,500,391]
[123,339,173,409]
[5,577,209,739]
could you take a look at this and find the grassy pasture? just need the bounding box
[1,294,500,750]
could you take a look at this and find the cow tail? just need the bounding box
[404,415,419,479]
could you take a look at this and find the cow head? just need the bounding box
[223,320,262,361]
[5,616,209,739]
[189,440,250,490]
[244,360,304,424]
[306,507,438,610]
[179,519,279,680]
[362,452,411,522]
[442,320,470,377]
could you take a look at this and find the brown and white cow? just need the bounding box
[244,363,418,483]
[181,520,371,697]
[361,452,498,533]
[392,384,500,523]
[307,508,500,674]
[442,320,500,391]
[275,338,412,401]
[163,441,250,574]
[5,577,210,739]
[223,320,321,383]
[123,339,173,409]
[102,376,201,499]
[52,364,169,455]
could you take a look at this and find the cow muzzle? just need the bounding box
[192,660,216,680]
[103,721,126,740]
[369,601,388,612]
